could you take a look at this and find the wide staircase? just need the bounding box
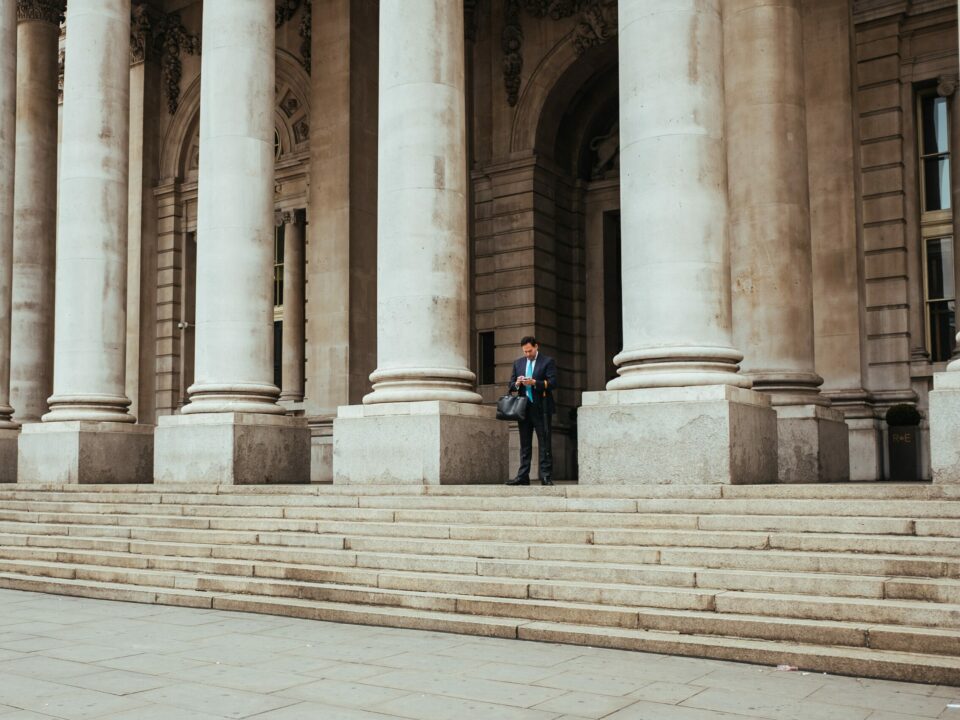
[0,482,957,685]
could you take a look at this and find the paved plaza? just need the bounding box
[0,590,954,719]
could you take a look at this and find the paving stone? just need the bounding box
[680,686,872,720]
[361,668,567,708]
[370,691,563,720]
[131,682,300,719]
[58,669,170,696]
[531,691,639,718]
[275,677,412,708]
[627,681,705,705]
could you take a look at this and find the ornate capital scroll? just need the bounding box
[129,5,201,114]
[16,0,65,25]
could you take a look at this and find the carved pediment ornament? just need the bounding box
[129,5,201,115]
[276,0,312,74]
[937,75,959,99]
[501,0,617,107]
[16,0,65,25]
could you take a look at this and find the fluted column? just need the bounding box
[44,0,132,423]
[577,0,777,485]
[280,212,305,403]
[11,0,60,423]
[183,0,282,415]
[363,0,480,405]
[0,2,17,431]
[724,0,849,482]
[609,0,749,391]
[332,0,506,485]
[154,0,309,485]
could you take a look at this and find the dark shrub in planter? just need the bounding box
[885,404,922,481]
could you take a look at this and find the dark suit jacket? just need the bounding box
[509,354,558,415]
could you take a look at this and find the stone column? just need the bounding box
[930,69,960,482]
[280,211,305,403]
[333,0,506,484]
[154,0,309,485]
[725,0,849,483]
[17,0,154,484]
[11,1,60,426]
[577,0,778,485]
[0,1,18,482]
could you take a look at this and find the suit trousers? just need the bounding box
[516,401,553,481]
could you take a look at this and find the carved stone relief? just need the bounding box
[16,0,65,25]
[276,0,312,73]
[501,0,617,106]
[130,4,201,115]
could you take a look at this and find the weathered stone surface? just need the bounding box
[930,372,960,484]
[578,386,778,485]
[17,422,153,484]
[154,413,310,485]
[774,404,850,483]
[0,428,17,482]
[334,401,507,485]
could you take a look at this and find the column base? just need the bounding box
[333,401,507,484]
[930,372,960,484]
[18,422,154,484]
[578,385,778,485]
[154,413,310,485]
[773,404,850,483]
[0,428,18,483]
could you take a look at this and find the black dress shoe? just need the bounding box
[505,478,530,486]
[541,479,554,486]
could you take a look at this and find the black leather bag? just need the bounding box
[496,392,528,422]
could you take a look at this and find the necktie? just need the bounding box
[525,359,534,403]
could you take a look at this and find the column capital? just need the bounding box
[129,4,200,114]
[16,0,64,25]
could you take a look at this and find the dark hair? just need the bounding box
[520,336,538,347]
[885,403,922,426]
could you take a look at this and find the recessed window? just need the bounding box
[274,223,285,310]
[917,87,956,362]
[478,331,495,385]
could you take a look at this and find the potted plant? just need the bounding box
[885,404,922,481]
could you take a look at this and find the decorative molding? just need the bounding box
[276,0,312,74]
[129,5,201,114]
[298,0,311,74]
[501,0,616,107]
[57,48,64,103]
[16,0,65,25]
[937,74,958,98]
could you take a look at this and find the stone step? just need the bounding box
[1,558,957,657]
[2,492,959,520]
[1,481,955,500]
[0,570,955,685]
[716,591,960,629]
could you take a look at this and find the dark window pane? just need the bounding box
[922,95,950,155]
[274,321,283,389]
[478,331,495,385]
[929,299,957,362]
[923,157,952,211]
[927,238,955,301]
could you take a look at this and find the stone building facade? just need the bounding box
[0,0,959,486]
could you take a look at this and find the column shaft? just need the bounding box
[280,214,305,403]
[0,1,16,427]
[726,0,824,402]
[184,0,282,415]
[11,7,59,423]
[610,0,748,391]
[364,0,480,404]
[45,0,132,422]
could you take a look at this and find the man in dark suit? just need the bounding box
[506,336,557,486]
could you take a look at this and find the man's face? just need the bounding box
[522,343,538,360]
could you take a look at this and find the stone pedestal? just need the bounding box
[0,428,17,482]
[578,386,778,485]
[154,414,309,485]
[774,404,850,483]
[334,402,507,485]
[930,371,960,483]
[18,422,153,484]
